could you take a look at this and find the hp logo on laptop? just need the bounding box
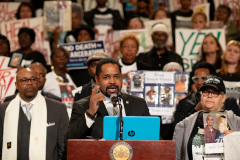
[128,131,135,137]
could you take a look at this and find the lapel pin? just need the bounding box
[7,142,11,149]
[126,101,129,104]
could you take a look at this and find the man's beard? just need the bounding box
[104,85,120,97]
[154,43,166,49]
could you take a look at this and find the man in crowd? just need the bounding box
[66,58,150,139]
[204,115,218,143]
[0,68,69,160]
[174,62,240,127]
[137,23,184,70]
[4,63,61,102]
[73,51,109,101]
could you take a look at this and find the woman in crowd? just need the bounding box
[217,40,240,81]
[15,2,36,19]
[217,40,240,102]
[74,25,95,42]
[13,27,47,68]
[119,33,151,92]
[174,76,240,159]
[190,34,223,92]
[127,17,145,30]
[0,34,10,57]
[192,12,207,31]
[151,8,168,20]
[43,47,76,99]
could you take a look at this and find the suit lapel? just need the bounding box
[122,94,132,116]
[97,101,108,116]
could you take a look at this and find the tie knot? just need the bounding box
[24,103,33,112]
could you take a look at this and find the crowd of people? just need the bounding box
[0,0,240,159]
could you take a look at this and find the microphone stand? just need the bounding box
[118,95,123,140]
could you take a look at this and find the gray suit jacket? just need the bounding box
[0,97,69,160]
[66,93,150,139]
[173,110,240,160]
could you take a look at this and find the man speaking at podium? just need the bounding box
[66,58,150,139]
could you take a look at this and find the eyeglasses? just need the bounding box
[152,32,167,38]
[122,45,137,50]
[202,90,223,98]
[192,76,211,82]
[17,77,38,85]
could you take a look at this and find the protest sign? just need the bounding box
[193,3,210,26]
[169,0,207,12]
[60,40,105,69]
[0,56,17,103]
[175,28,226,71]
[43,1,72,32]
[214,0,240,27]
[1,17,51,65]
[129,70,189,117]
[0,2,20,27]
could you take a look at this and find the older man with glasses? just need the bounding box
[0,68,68,160]
[173,62,240,128]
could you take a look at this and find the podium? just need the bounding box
[67,140,175,160]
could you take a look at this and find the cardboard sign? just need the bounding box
[1,17,51,65]
[0,3,20,24]
[60,40,105,69]
[175,28,226,71]
[43,1,72,32]
[0,56,17,103]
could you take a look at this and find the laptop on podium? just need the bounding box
[103,116,160,140]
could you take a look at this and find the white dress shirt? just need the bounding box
[20,97,36,117]
[85,94,126,128]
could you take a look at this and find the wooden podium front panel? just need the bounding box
[67,140,175,160]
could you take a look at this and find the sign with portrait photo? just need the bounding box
[129,70,189,116]
[8,52,23,68]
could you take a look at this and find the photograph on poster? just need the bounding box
[145,86,158,105]
[8,52,23,68]
[175,73,189,93]
[130,73,144,92]
[159,85,174,106]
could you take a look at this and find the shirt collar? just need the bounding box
[20,96,37,107]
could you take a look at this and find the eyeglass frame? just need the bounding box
[192,75,212,82]
[17,77,39,85]
[201,90,224,98]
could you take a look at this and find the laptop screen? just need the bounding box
[103,116,160,140]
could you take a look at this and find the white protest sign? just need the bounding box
[0,56,17,103]
[175,28,226,71]
[1,17,51,65]
[0,2,20,31]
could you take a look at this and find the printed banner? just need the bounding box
[175,28,226,71]
[0,2,20,28]
[1,17,51,65]
[129,71,189,116]
[214,0,240,27]
[60,40,105,69]
[0,56,17,103]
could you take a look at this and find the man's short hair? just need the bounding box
[95,58,121,77]
[193,62,216,75]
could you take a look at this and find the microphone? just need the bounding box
[110,93,118,107]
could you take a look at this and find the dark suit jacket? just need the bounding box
[4,91,62,103]
[74,81,92,102]
[0,97,69,160]
[66,93,150,139]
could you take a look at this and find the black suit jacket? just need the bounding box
[66,93,150,139]
[0,97,69,160]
